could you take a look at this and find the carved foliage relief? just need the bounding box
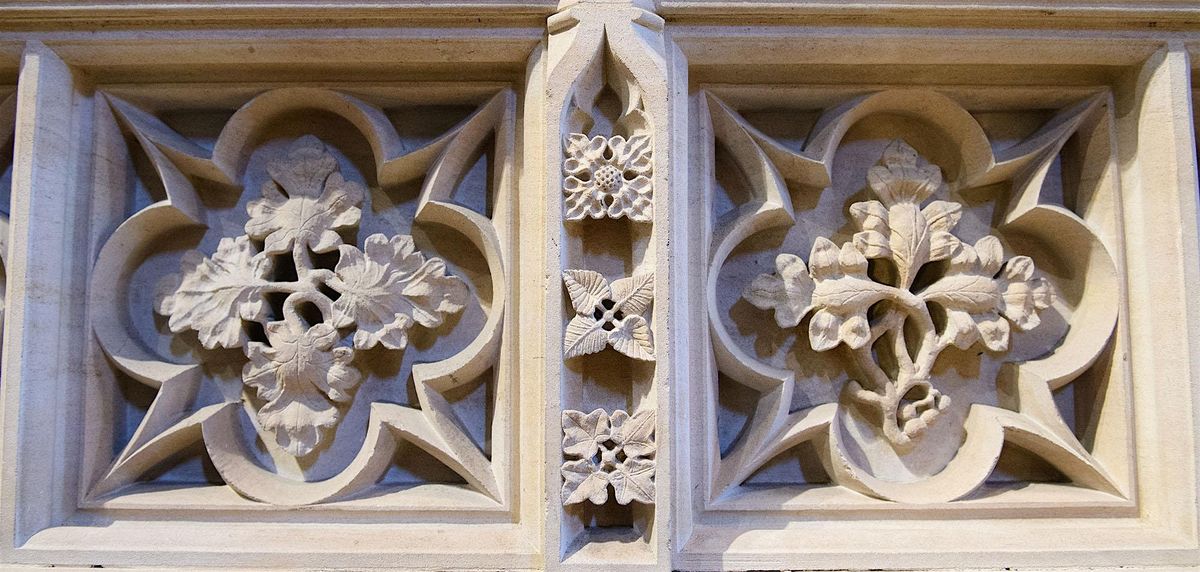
[155,136,469,456]
[561,408,656,505]
[562,269,655,361]
[90,89,512,506]
[744,140,1052,446]
[706,90,1125,504]
[552,3,665,523]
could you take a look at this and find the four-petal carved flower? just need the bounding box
[562,133,653,221]
[561,408,656,505]
[562,269,655,361]
[156,235,272,350]
[743,140,1055,445]
[242,295,362,457]
[245,135,365,255]
[327,233,468,350]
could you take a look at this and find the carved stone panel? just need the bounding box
[0,4,1199,572]
[702,88,1127,506]
[87,87,515,508]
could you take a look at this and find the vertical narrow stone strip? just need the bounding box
[0,41,82,547]
[664,34,692,558]
[541,6,599,566]
[541,1,673,568]
[1117,42,1200,539]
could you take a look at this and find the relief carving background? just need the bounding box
[0,2,1195,570]
[87,87,514,507]
[704,89,1126,506]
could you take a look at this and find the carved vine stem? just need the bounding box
[156,136,469,457]
[744,140,1053,446]
[845,288,950,445]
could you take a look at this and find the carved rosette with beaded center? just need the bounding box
[563,134,653,221]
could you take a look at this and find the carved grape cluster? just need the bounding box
[156,136,468,457]
[744,140,1053,445]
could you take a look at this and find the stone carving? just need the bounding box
[561,408,656,505]
[562,269,655,361]
[90,88,511,506]
[563,133,653,221]
[328,233,468,351]
[706,90,1122,503]
[244,136,364,256]
[241,294,362,457]
[157,235,273,350]
[743,140,1053,445]
[155,136,468,457]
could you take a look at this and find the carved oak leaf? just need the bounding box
[867,139,943,207]
[244,136,364,256]
[744,239,893,351]
[807,238,892,351]
[743,253,815,329]
[242,317,362,457]
[156,235,272,350]
[562,270,655,361]
[920,236,1052,352]
[560,408,656,506]
[326,233,468,350]
[860,140,961,287]
[563,133,653,222]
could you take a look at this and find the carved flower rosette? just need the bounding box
[705,90,1126,504]
[88,88,512,507]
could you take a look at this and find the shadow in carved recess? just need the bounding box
[87,87,512,508]
[0,92,15,352]
[704,88,1129,508]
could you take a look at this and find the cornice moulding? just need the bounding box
[658,1,1200,29]
[1,1,1199,31]
[0,1,560,30]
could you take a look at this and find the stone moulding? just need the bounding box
[88,87,512,506]
[705,89,1123,504]
[0,4,1198,571]
[544,0,670,564]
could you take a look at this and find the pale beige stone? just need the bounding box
[0,1,1194,571]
